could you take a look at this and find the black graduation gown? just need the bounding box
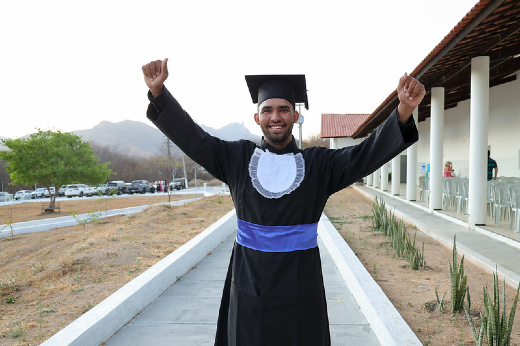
[147,88,418,346]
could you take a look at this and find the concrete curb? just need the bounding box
[41,209,237,346]
[319,214,422,346]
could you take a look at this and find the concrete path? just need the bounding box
[104,233,383,346]
[354,185,520,287]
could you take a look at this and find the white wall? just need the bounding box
[416,71,520,178]
[330,137,364,149]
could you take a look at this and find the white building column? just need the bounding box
[468,56,490,228]
[391,155,401,195]
[381,162,389,191]
[406,108,418,201]
[373,168,380,189]
[429,87,445,211]
[367,173,373,186]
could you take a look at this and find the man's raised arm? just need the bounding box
[142,58,169,98]
[396,73,426,123]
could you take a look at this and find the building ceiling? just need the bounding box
[353,0,520,138]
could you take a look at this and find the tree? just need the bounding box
[0,130,111,210]
[302,133,330,149]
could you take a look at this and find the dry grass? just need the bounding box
[0,193,234,345]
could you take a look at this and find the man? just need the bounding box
[488,150,498,181]
[142,58,425,346]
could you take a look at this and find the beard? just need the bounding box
[260,122,294,146]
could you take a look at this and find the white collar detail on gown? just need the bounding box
[248,148,305,199]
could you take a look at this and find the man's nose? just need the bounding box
[270,110,282,121]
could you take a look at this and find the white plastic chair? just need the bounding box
[493,183,511,226]
[456,180,469,214]
[419,176,429,202]
[487,180,499,217]
[442,178,457,210]
[509,185,520,233]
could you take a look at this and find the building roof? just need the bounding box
[353,0,520,138]
[321,113,371,138]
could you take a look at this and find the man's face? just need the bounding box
[254,98,299,149]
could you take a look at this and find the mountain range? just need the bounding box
[1,120,262,156]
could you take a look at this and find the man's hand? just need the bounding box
[396,73,426,123]
[142,58,169,98]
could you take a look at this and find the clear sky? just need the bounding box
[1,0,478,141]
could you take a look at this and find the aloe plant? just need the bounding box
[435,286,446,312]
[449,235,468,312]
[465,270,519,346]
[464,305,485,346]
[371,198,426,270]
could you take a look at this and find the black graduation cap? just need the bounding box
[245,74,309,110]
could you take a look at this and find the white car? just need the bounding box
[14,190,32,200]
[31,188,47,199]
[31,187,55,199]
[0,192,10,202]
[65,184,96,198]
[43,187,56,197]
[58,185,67,197]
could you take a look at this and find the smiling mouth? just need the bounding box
[269,124,286,131]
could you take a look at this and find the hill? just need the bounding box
[1,121,261,157]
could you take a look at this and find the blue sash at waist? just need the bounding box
[236,219,318,253]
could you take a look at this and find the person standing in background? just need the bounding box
[488,150,498,181]
[444,161,454,177]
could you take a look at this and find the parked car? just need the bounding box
[58,185,67,197]
[0,192,10,202]
[14,190,32,200]
[127,180,151,194]
[105,181,127,195]
[31,188,47,199]
[43,187,56,197]
[170,178,188,190]
[31,187,55,199]
[65,184,96,198]
[94,184,107,195]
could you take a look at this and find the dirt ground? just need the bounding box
[0,193,234,345]
[1,188,519,345]
[324,187,520,346]
[0,194,202,225]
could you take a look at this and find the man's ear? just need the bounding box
[293,110,299,123]
[254,113,260,125]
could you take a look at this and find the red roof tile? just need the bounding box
[320,114,371,138]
